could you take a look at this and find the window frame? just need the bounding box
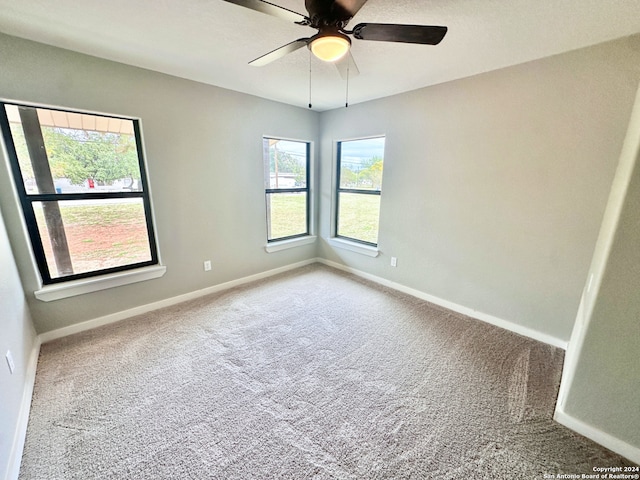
[263,136,311,243]
[334,136,385,248]
[0,100,160,286]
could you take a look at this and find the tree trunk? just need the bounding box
[19,107,74,277]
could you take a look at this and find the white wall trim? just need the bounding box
[4,338,40,480]
[554,408,640,465]
[35,265,167,302]
[38,259,317,343]
[265,235,316,253]
[318,258,567,350]
[328,238,380,257]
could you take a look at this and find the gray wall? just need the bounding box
[558,84,640,454]
[0,206,37,480]
[2,32,640,343]
[318,34,640,344]
[0,33,319,333]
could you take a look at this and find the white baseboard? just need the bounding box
[554,408,640,465]
[318,258,568,350]
[39,257,566,350]
[4,338,40,480]
[39,259,318,343]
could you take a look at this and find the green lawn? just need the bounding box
[268,192,380,244]
[267,193,308,239]
[56,202,145,226]
[336,193,380,244]
[33,200,151,278]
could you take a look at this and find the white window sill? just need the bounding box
[35,265,167,302]
[265,235,316,253]
[329,238,380,257]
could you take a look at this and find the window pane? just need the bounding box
[266,192,307,240]
[5,104,142,195]
[265,138,307,189]
[339,137,385,190]
[33,199,152,279]
[337,192,381,244]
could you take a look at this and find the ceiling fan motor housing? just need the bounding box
[305,0,353,29]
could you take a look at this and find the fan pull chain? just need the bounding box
[308,51,312,109]
[345,57,350,108]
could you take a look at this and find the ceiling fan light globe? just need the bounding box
[310,35,350,62]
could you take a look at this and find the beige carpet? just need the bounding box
[19,264,635,479]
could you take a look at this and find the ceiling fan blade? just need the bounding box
[352,23,447,45]
[249,38,310,66]
[335,51,360,80]
[222,0,308,24]
[335,0,369,18]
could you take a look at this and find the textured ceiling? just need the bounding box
[1,0,640,111]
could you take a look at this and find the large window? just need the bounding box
[263,137,310,242]
[0,102,158,285]
[335,136,385,246]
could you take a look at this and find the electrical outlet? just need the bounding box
[203,260,212,271]
[390,257,398,267]
[6,350,15,374]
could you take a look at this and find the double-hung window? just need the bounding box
[263,137,310,242]
[335,136,385,246]
[0,102,159,286]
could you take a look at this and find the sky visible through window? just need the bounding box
[268,137,386,170]
[275,140,307,159]
[340,137,385,174]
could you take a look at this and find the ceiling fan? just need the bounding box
[222,0,447,77]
